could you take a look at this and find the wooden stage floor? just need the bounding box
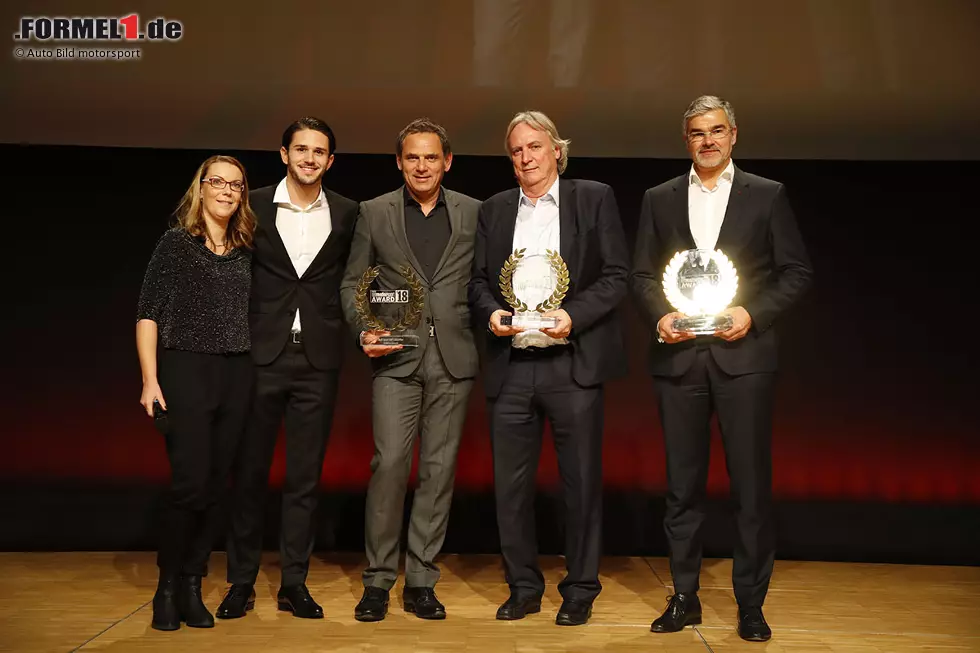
[1,552,978,652]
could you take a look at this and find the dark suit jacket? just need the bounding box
[340,186,482,380]
[630,167,813,377]
[248,184,359,370]
[468,178,630,398]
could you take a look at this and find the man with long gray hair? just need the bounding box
[468,110,629,626]
[630,95,812,641]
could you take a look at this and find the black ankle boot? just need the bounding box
[151,575,181,631]
[177,575,215,628]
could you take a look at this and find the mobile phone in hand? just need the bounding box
[152,399,170,436]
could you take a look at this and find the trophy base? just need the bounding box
[673,314,733,335]
[360,333,420,348]
[501,314,558,329]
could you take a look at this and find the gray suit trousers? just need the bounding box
[363,341,473,589]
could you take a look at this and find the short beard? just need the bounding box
[291,163,323,185]
[695,150,724,168]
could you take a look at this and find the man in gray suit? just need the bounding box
[341,118,481,622]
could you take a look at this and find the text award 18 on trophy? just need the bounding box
[498,248,569,329]
[354,264,425,347]
[662,249,739,334]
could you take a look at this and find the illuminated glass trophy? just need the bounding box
[354,264,424,347]
[662,249,739,334]
[498,248,569,328]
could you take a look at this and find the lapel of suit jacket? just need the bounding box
[558,179,579,287]
[431,189,462,283]
[301,190,350,277]
[715,166,749,253]
[386,188,427,281]
[672,174,697,250]
[257,196,298,279]
[495,189,520,269]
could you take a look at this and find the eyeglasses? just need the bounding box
[687,127,732,144]
[201,176,245,192]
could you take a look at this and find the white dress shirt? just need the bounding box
[511,176,568,349]
[273,177,332,332]
[688,159,735,251]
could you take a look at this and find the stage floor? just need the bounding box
[1,552,978,652]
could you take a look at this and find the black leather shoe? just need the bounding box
[216,583,255,619]
[151,576,180,631]
[277,584,323,619]
[177,575,215,628]
[738,606,772,642]
[555,599,592,626]
[403,586,446,620]
[495,593,542,620]
[354,586,389,622]
[651,593,702,632]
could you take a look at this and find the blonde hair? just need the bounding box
[174,155,256,250]
[504,110,570,174]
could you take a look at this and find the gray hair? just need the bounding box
[504,110,570,174]
[682,95,737,136]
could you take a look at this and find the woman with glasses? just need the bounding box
[136,155,257,631]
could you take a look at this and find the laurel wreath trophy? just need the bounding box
[662,249,739,334]
[497,248,569,329]
[354,264,425,347]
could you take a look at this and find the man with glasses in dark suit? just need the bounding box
[631,95,813,642]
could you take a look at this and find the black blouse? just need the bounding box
[136,228,251,354]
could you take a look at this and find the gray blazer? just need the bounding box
[341,186,482,380]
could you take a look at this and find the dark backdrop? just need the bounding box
[2,144,977,565]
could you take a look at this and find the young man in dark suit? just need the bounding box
[631,96,813,642]
[468,110,629,627]
[218,117,359,620]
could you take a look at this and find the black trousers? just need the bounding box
[654,348,775,608]
[489,346,604,604]
[156,349,253,578]
[226,340,339,587]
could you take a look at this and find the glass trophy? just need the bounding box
[498,248,568,328]
[354,264,423,347]
[661,249,739,334]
